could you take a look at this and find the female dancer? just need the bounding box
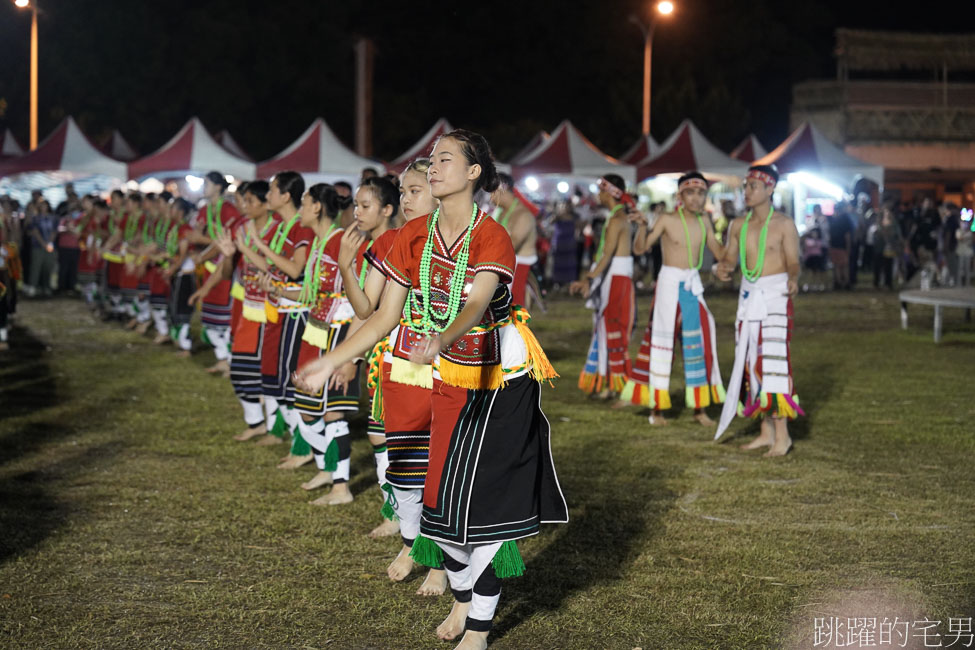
[274,184,358,501]
[296,131,566,648]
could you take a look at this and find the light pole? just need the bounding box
[629,1,674,137]
[13,0,38,151]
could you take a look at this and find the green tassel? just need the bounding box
[268,410,288,439]
[379,483,398,521]
[290,428,311,456]
[169,325,177,340]
[491,540,526,579]
[322,439,339,472]
[408,534,444,568]
[200,327,211,346]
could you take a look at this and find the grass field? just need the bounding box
[1,286,974,649]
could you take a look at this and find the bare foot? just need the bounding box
[125,318,138,330]
[453,630,488,650]
[740,433,774,450]
[368,518,400,538]
[233,424,266,442]
[175,349,191,358]
[648,411,668,426]
[610,399,630,410]
[301,471,333,491]
[693,411,716,426]
[135,321,151,335]
[206,359,230,374]
[152,333,170,345]
[387,545,413,582]
[596,388,615,400]
[764,438,793,457]
[255,434,284,446]
[310,484,353,506]
[416,568,448,597]
[277,453,313,470]
[437,599,471,641]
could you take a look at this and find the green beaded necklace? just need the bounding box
[407,203,479,335]
[244,213,275,251]
[594,204,624,263]
[165,223,180,257]
[739,205,775,282]
[123,213,140,242]
[154,216,170,246]
[678,206,706,271]
[358,240,373,289]
[141,214,155,245]
[206,198,224,241]
[296,223,338,309]
[267,213,301,264]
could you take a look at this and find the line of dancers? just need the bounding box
[76,129,566,649]
[572,165,805,457]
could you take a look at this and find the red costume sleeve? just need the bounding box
[468,216,515,284]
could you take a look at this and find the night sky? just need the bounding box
[0,0,968,165]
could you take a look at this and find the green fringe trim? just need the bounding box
[169,325,178,341]
[322,439,339,472]
[200,327,211,346]
[379,483,398,521]
[408,534,444,568]
[492,540,526,579]
[268,410,288,439]
[290,429,311,456]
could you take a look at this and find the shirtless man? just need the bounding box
[571,174,635,399]
[621,171,726,426]
[491,173,538,308]
[715,164,804,457]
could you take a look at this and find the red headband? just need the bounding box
[678,177,708,192]
[746,170,777,188]
[598,178,635,207]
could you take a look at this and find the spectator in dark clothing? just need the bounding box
[873,206,902,289]
[942,203,961,285]
[57,203,82,293]
[828,202,854,289]
[27,200,57,296]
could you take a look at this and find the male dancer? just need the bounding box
[715,164,803,457]
[570,174,635,399]
[621,171,726,425]
[491,173,539,308]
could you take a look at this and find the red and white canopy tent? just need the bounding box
[257,118,383,180]
[729,134,767,163]
[101,129,139,162]
[636,119,748,180]
[512,120,636,184]
[1,129,24,159]
[752,122,884,188]
[0,117,128,203]
[620,133,661,165]
[387,118,453,175]
[216,130,253,162]
[509,130,550,165]
[128,117,256,180]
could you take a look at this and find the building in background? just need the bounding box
[791,29,975,208]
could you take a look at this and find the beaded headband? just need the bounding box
[678,177,708,192]
[598,178,635,206]
[746,169,777,188]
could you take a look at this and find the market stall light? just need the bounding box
[185,174,204,192]
[524,176,539,192]
[557,181,570,194]
[224,174,234,184]
[589,183,598,193]
[657,1,674,15]
[14,0,30,8]
[788,171,845,201]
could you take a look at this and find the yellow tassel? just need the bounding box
[242,303,267,323]
[301,322,332,349]
[204,260,217,274]
[512,316,559,384]
[712,383,726,404]
[390,357,433,389]
[619,380,636,403]
[439,357,505,390]
[230,281,245,301]
[264,301,279,324]
[102,252,123,263]
[652,388,672,410]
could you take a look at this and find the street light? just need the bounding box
[630,1,675,136]
[12,0,38,150]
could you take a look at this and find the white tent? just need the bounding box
[753,122,884,188]
[1,129,24,158]
[620,134,661,165]
[128,117,256,180]
[729,134,767,163]
[512,120,636,184]
[216,130,253,162]
[637,119,748,180]
[388,118,453,174]
[257,118,383,179]
[103,129,139,161]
